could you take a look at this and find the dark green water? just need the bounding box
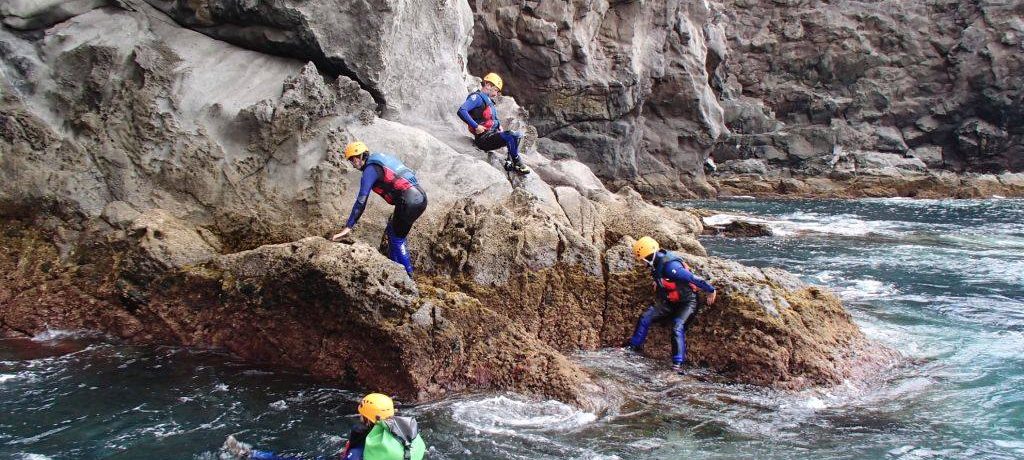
[2,198,1022,459]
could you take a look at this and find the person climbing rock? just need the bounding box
[330,141,427,276]
[625,236,717,373]
[457,72,532,175]
[223,393,426,460]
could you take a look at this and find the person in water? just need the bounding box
[330,141,427,276]
[457,72,531,175]
[224,393,424,460]
[625,236,717,372]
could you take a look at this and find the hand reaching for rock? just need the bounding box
[331,227,352,242]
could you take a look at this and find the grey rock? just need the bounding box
[911,146,945,168]
[468,0,727,198]
[873,126,909,153]
[144,0,474,123]
[852,151,927,177]
[1,0,108,30]
[720,159,768,175]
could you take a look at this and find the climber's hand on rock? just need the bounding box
[331,227,352,242]
[707,290,717,305]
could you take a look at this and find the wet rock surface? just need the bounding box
[1,2,897,403]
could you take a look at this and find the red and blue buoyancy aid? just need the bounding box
[365,153,419,204]
[652,250,701,303]
[458,91,500,135]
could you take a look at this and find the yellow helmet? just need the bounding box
[633,236,659,261]
[482,72,503,91]
[343,141,369,159]
[358,393,395,422]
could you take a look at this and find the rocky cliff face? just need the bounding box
[708,0,1024,197]
[468,0,728,198]
[467,0,1023,198]
[1,2,895,404]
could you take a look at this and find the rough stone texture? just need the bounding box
[1,2,894,403]
[466,0,1023,197]
[140,0,474,125]
[704,0,1024,195]
[467,0,727,199]
[1,0,109,30]
[601,254,899,389]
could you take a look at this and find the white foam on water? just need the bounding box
[626,438,664,450]
[770,211,900,237]
[990,439,1024,454]
[451,395,597,436]
[30,329,94,342]
[836,278,898,302]
[14,454,54,460]
[0,373,22,384]
[269,400,288,411]
[702,213,774,227]
[802,396,827,410]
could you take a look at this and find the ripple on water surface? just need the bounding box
[2,199,1023,459]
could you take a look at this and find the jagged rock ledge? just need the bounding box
[713,156,1024,199]
[0,2,899,407]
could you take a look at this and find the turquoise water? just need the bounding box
[2,198,1023,459]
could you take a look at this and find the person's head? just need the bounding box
[343,141,370,170]
[481,72,503,98]
[357,393,395,425]
[633,236,659,266]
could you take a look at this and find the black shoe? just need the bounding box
[511,161,530,175]
[671,363,686,374]
[623,343,643,354]
[503,160,530,175]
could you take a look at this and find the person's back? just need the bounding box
[362,416,426,460]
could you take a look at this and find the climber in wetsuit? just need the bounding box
[330,141,427,276]
[626,236,717,373]
[457,72,530,175]
[224,394,418,460]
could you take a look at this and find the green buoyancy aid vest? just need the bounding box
[363,417,426,460]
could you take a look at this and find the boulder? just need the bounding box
[720,158,769,175]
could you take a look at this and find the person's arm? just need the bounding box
[665,260,715,293]
[457,94,484,129]
[344,165,379,229]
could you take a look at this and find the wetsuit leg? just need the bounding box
[628,299,672,349]
[387,187,427,275]
[474,130,507,151]
[342,446,364,460]
[390,187,427,238]
[498,131,522,162]
[670,297,698,365]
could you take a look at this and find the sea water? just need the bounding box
[2,198,1022,459]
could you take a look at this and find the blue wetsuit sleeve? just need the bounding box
[458,94,483,129]
[344,165,379,228]
[664,260,716,292]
